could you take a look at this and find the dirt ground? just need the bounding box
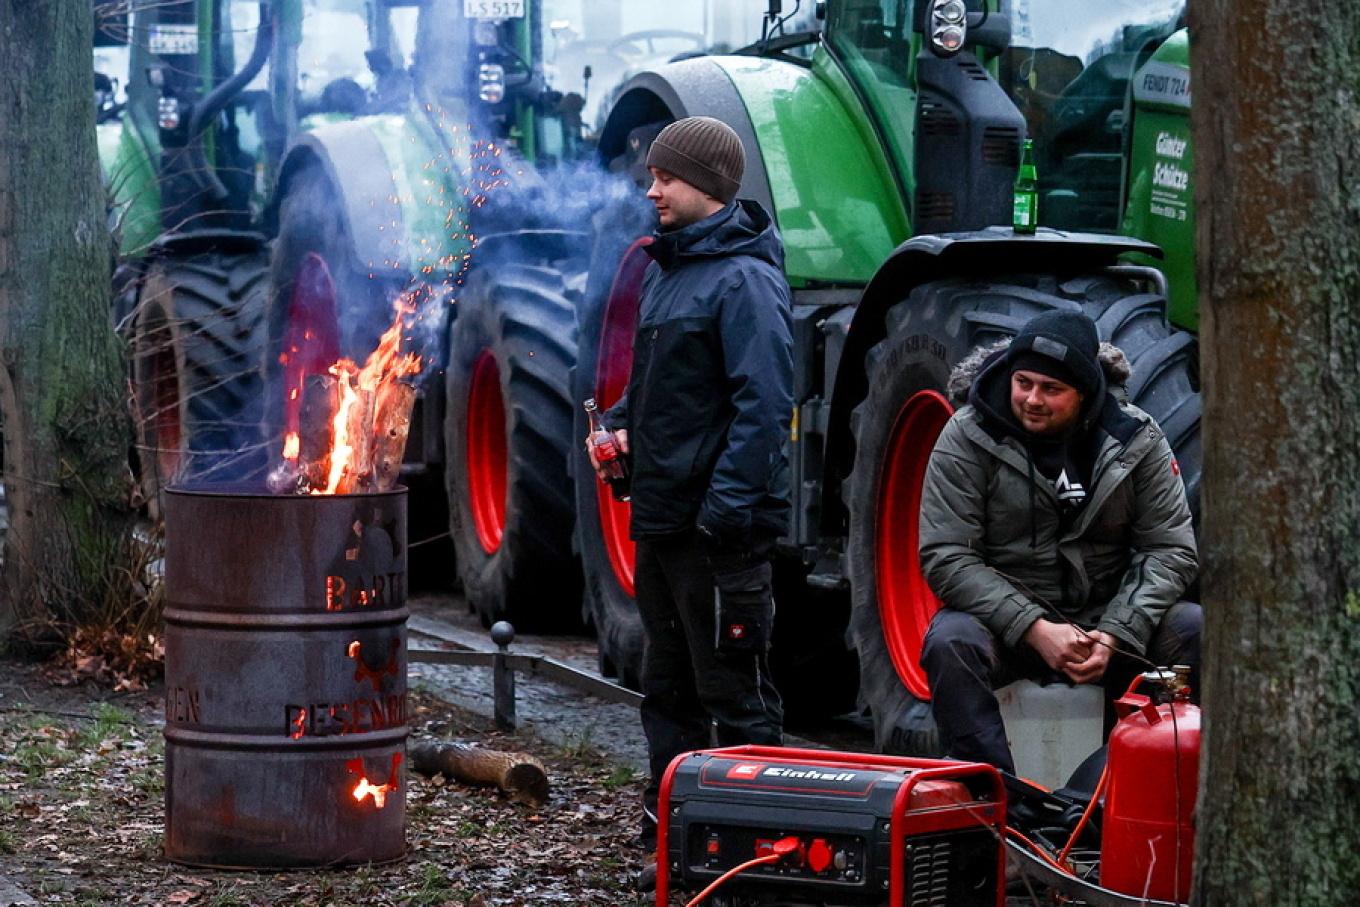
[0,654,652,906]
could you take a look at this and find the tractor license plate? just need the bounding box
[465,0,525,18]
[148,24,199,55]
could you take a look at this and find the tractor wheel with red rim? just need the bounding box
[571,231,653,688]
[847,272,1200,755]
[444,257,584,631]
[266,161,409,462]
[129,232,271,515]
[268,161,406,361]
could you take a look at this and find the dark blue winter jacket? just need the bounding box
[609,199,793,546]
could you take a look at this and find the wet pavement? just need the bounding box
[404,592,876,769]
[406,593,652,769]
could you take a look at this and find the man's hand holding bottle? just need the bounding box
[583,398,631,502]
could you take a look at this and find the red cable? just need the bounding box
[683,837,801,907]
[1057,763,1108,870]
[1005,826,1074,875]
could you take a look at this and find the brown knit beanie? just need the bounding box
[645,117,745,203]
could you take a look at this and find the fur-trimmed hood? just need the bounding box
[946,338,1132,406]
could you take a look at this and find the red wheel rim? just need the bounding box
[594,239,651,597]
[281,253,342,442]
[876,389,953,700]
[467,350,508,554]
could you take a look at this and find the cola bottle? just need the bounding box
[584,398,630,502]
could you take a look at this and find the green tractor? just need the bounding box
[571,0,1201,740]
[259,1,785,628]
[104,0,786,617]
[100,0,285,505]
[103,0,1201,753]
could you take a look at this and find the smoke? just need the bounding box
[159,119,656,496]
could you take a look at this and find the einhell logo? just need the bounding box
[725,762,860,784]
[727,762,766,780]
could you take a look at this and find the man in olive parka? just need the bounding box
[918,309,1200,774]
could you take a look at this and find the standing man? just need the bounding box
[588,116,793,858]
[918,309,1200,775]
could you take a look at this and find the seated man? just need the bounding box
[918,309,1200,774]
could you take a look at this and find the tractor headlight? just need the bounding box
[157,95,180,130]
[478,63,506,104]
[929,0,967,55]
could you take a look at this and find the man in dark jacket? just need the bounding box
[588,117,793,853]
[918,309,1200,775]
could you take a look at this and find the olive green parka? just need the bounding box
[918,344,1198,655]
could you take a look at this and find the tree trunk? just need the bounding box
[1192,0,1360,902]
[0,4,137,645]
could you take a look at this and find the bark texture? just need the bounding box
[408,740,551,806]
[0,4,136,643]
[1192,0,1360,902]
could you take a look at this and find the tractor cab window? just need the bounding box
[537,0,776,134]
[824,1,917,200]
[1000,0,1185,231]
[288,0,419,117]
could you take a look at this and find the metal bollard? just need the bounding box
[490,621,516,730]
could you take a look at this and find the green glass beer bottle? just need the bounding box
[1013,138,1038,234]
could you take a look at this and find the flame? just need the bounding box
[348,753,403,809]
[276,289,423,495]
[321,359,363,494]
[353,776,393,808]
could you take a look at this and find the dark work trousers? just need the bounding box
[920,602,1202,775]
[635,533,784,846]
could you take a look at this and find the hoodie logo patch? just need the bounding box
[1054,468,1087,508]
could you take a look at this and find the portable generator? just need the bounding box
[655,746,1005,906]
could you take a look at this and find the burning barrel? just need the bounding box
[162,486,408,868]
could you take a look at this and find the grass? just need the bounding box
[0,667,645,906]
[406,862,462,906]
[602,764,639,789]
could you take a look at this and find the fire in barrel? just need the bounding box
[163,291,421,868]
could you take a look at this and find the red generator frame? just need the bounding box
[656,745,1006,906]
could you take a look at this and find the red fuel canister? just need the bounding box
[1100,678,1200,903]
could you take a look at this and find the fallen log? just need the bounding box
[408,740,550,806]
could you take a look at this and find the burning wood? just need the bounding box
[271,299,422,495]
[374,380,417,492]
[408,740,551,806]
[292,374,338,489]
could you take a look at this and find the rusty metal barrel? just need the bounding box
[162,486,408,868]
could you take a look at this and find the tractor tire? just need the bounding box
[128,233,271,513]
[444,257,584,631]
[268,161,404,363]
[846,272,1200,755]
[266,161,408,453]
[571,226,652,689]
